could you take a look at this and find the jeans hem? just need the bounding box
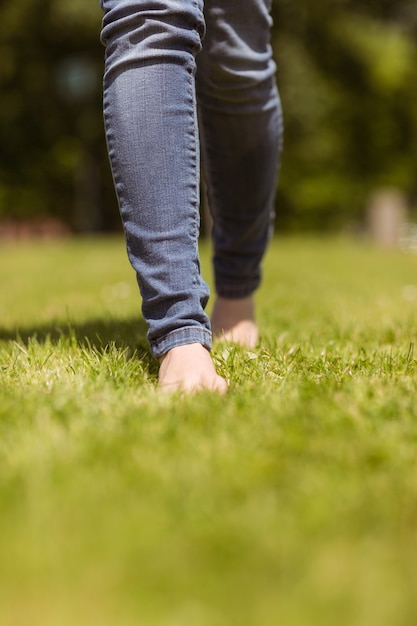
[151,327,212,359]
[215,282,259,300]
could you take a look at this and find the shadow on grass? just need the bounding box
[0,316,158,374]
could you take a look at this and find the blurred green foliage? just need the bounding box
[0,0,116,231]
[0,0,416,231]
[272,0,417,230]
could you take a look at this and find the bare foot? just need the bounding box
[158,343,228,394]
[211,296,258,349]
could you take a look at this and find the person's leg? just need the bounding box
[101,0,227,392]
[196,0,283,347]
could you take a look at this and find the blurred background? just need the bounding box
[0,0,416,238]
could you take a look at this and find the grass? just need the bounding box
[1,235,417,625]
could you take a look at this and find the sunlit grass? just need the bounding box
[1,235,417,625]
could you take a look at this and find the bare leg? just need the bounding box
[158,343,228,394]
[211,296,258,349]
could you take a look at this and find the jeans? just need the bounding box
[100,0,283,358]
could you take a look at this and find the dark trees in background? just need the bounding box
[1,0,417,233]
[0,0,116,232]
[272,0,417,230]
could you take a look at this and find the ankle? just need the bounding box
[211,296,258,349]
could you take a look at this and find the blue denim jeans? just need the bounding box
[100,0,283,358]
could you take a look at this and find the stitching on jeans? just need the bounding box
[155,327,211,341]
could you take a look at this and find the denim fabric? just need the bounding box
[100,0,283,358]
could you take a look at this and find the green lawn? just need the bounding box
[1,235,417,626]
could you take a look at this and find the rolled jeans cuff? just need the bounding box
[215,280,260,300]
[151,326,212,359]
